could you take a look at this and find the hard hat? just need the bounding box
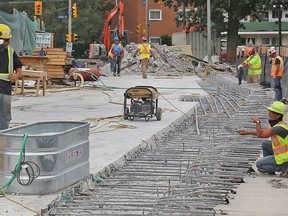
[268,46,276,56]
[114,36,119,41]
[142,36,147,41]
[0,24,12,39]
[267,101,286,115]
[246,47,254,56]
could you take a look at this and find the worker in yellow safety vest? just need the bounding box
[237,47,262,84]
[133,36,155,79]
[0,24,22,130]
[238,101,288,177]
[268,46,285,101]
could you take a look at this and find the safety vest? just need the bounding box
[243,53,262,75]
[139,43,151,59]
[0,46,14,82]
[271,123,288,165]
[108,43,123,58]
[271,56,284,77]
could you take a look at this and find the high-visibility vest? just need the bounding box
[271,123,288,164]
[271,56,284,77]
[0,46,14,82]
[243,53,262,75]
[108,43,123,58]
[139,43,151,59]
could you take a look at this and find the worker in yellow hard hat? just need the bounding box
[238,101,288,177]
[133,36,155,79]
[0,24,22,130]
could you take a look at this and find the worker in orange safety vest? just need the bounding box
[108,37,124,77]
[133,36,155,79]
[268,46,285,101]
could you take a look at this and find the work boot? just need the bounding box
[113,73,116,77]
[280,168,288,177]
[257,168,275,175]
[117,73,120,77]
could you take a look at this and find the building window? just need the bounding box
[263,12,269,21]
[240,38,246,46]
[149,10,162,20]
[150,37,161,44]
[247,38,256,46]
[272,10,282,18]
[262,38,270,45]
[272,37,279,46]
[142,0,146,5]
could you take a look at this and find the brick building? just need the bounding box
[112,0,183,44]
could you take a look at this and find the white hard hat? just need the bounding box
[268,46,276,56]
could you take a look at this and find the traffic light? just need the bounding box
[66,34,72,42]
[72,3,78,18]
[136,24,146,35]
[34,1,42,16]
[73,33,78,42]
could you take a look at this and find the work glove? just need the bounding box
[237,64,243,70]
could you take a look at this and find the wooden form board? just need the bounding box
[33,48,67,81]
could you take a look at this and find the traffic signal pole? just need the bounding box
[67,0,72,56]
[146,0,149,42]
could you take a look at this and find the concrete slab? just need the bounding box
[1,74,206,216]
[1,73,288,216]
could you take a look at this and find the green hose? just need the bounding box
[1,133,28,189]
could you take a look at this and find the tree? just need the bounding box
[0,0,115,49]
[161,0,288,63]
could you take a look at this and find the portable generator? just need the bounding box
[123,86,162,121]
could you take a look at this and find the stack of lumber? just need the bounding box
[33,48,67,82]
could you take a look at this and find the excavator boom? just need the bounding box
[103,1,124,52]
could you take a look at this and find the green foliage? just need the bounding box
[0,0,115,48]
[160,34,172,46]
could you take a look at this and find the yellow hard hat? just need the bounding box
[0,24,12,39]
[267,101,286,115]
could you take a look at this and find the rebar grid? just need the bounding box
[45,78,273,216]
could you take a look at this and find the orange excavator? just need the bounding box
[89,0,125,59]
[103,0,125,52]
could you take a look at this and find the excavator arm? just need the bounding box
[103,0,124,52]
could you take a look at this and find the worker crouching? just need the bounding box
[239,101,288,176]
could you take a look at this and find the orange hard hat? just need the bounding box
[142,36,147,41]
[246,47,254,56]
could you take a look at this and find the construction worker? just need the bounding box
[133,36,155,79]
[238,101,288,176]
[268,46,284,101]
[0,24,22,130]
[108,37,124,77]
[237,47,262,84]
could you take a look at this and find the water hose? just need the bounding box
[1,133,28,189]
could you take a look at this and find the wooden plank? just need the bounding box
[47,62,66,65]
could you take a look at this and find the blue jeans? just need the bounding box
[256,140,288,172]
[0,93,11,130]
[274,77,282,101]
[111,56,122,74]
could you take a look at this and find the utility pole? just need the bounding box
[278,2,282,52]
[146,0,150,41]
[68,0,72,37]
[207,0,212,63]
